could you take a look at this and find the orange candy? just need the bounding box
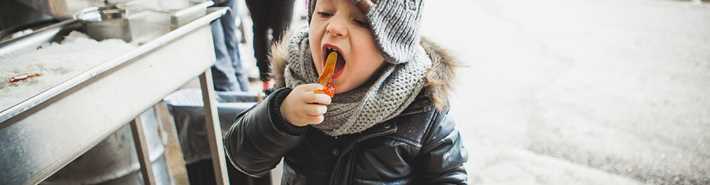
[314,52,337,97]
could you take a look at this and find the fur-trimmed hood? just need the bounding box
[269,36,457,111]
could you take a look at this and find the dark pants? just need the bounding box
[245,0,296,81]
[211,0,250,92]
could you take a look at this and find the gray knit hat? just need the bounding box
[308,0,424,64]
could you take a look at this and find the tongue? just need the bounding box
[333,54,345,79]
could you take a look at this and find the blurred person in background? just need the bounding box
[245,0,296,93]
[210,0,250,92]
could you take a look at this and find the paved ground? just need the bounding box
[418,0,710,184]
[231,0,710,184]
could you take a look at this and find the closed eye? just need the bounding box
[353,18,369,27]
[317,11,334,17]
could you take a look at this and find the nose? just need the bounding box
[325,19,348,38]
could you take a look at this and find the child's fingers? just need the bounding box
[291,115,323,126]
[303,115,325,124]
[306,93,332,105]
[287,83,330,126]
[304,104,327,117]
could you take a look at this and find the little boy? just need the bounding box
[224,0,468,184]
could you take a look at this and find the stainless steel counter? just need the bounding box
[0,8,229,185]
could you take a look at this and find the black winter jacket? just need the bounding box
[224,87,468,185]
[224,37,467,185]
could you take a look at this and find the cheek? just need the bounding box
[352,31,383,62]
[352,38,385,72]
[356,55,384,79]
[339,57,382,93]
[309,29,323,74]
[310,45,322,74]
[343,35,385,90]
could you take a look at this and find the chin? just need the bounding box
[334,85,349,94]
[334,81,353,94]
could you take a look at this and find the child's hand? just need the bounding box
[280,84,332,127]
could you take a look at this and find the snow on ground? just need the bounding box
[421,0,710,184]
[0,32,135,112]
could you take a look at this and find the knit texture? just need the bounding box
[308,0,423,64]
[283,29,432,136]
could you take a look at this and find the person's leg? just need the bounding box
[250,0,295,94]
[221,0,250,92]
[210,20,239,92]
[246,0,271,82]
[270,0,296,44]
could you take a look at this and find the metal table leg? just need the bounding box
[199,69,230,185]
[131,117,157,185]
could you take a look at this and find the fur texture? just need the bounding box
[268,35,458,111]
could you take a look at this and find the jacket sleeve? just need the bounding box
[223,87,307,177]
[415,111,469,184]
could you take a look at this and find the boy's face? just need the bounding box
[309,0,385,94]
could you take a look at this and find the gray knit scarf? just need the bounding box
[283,30,432,136]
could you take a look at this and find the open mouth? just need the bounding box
[323,45,346,80]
